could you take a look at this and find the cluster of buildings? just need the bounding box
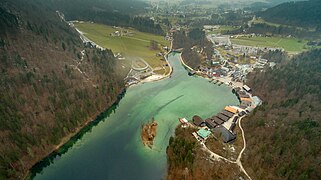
[233,85,262,111]
[181,85,262,143]
[196,46,278,84]
[194,32,283,84]
[198,65,229,78]
[188,105,241,143]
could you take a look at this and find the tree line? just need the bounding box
[243,49,321,179]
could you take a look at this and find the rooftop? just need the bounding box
[225,106,238,114]
[197,128,211,139]
[193,115,204,126]
[213,126,236,143]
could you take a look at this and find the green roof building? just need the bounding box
[197,128,211,140]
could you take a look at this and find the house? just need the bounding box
[224,106,238,114]
[205,118,217,129]
[197,128,211,140]
[252,96,262,107]
[193,115,204,126]
[243,85,251,92]
[179,118,188,124]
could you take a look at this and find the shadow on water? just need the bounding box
[29,89,127,179]
[154,95,184,115]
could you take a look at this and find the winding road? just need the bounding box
[202,116,252,180]
[236,116,252,180]
[179,53,252,179]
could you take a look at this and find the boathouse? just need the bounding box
[217,113,230,122]
[205,118,217,129]
[221,110,234,118]
[193,115,205,126]
[213,116,224,125]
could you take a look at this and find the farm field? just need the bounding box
[74,22,170,74]
[231,36,308,53]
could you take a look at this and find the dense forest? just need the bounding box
[243,49,321,179]
[0,0,128,178]
[246,0,302,11]
[246,23,321,39]
[37,0,164,35]
[166,126,245,179]
[258,0,321,29]
[211,11,251,27]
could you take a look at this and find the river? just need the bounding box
[32,53,239,180]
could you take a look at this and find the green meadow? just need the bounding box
[74,22,170,73]
[207,25,240,34]
[231,36,308,53]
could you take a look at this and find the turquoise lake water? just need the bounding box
[33,53,238,180]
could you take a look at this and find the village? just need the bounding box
[174,25,272,154]
[198,26,279,85]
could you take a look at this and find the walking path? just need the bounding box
[178,51,253,179]
[200,116,251,179]
[236,116,252,180]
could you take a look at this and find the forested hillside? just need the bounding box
[0,0,128,178]
[258,0,321,29]
[38,0,164,35]
[166,126,244,179]
[243,49,321,179]
[173,29,213,69]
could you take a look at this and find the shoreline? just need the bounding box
[130,46,174,85]
[178,53,194,72]
[177,51,257,179]
[25,89,127,179]
[26,49,174,179]
[179,53,244,89]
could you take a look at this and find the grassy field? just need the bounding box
[231,36,308,53]
[252,18,282,27]
[251,18,314,31]
[207,25,240,34]
[74,22,170,74]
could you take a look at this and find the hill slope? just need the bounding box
[0,0,128,178]
[38,0,164,35]
[243,49,321,179]
[258,0,321,29]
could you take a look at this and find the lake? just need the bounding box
[33,53,238,180]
